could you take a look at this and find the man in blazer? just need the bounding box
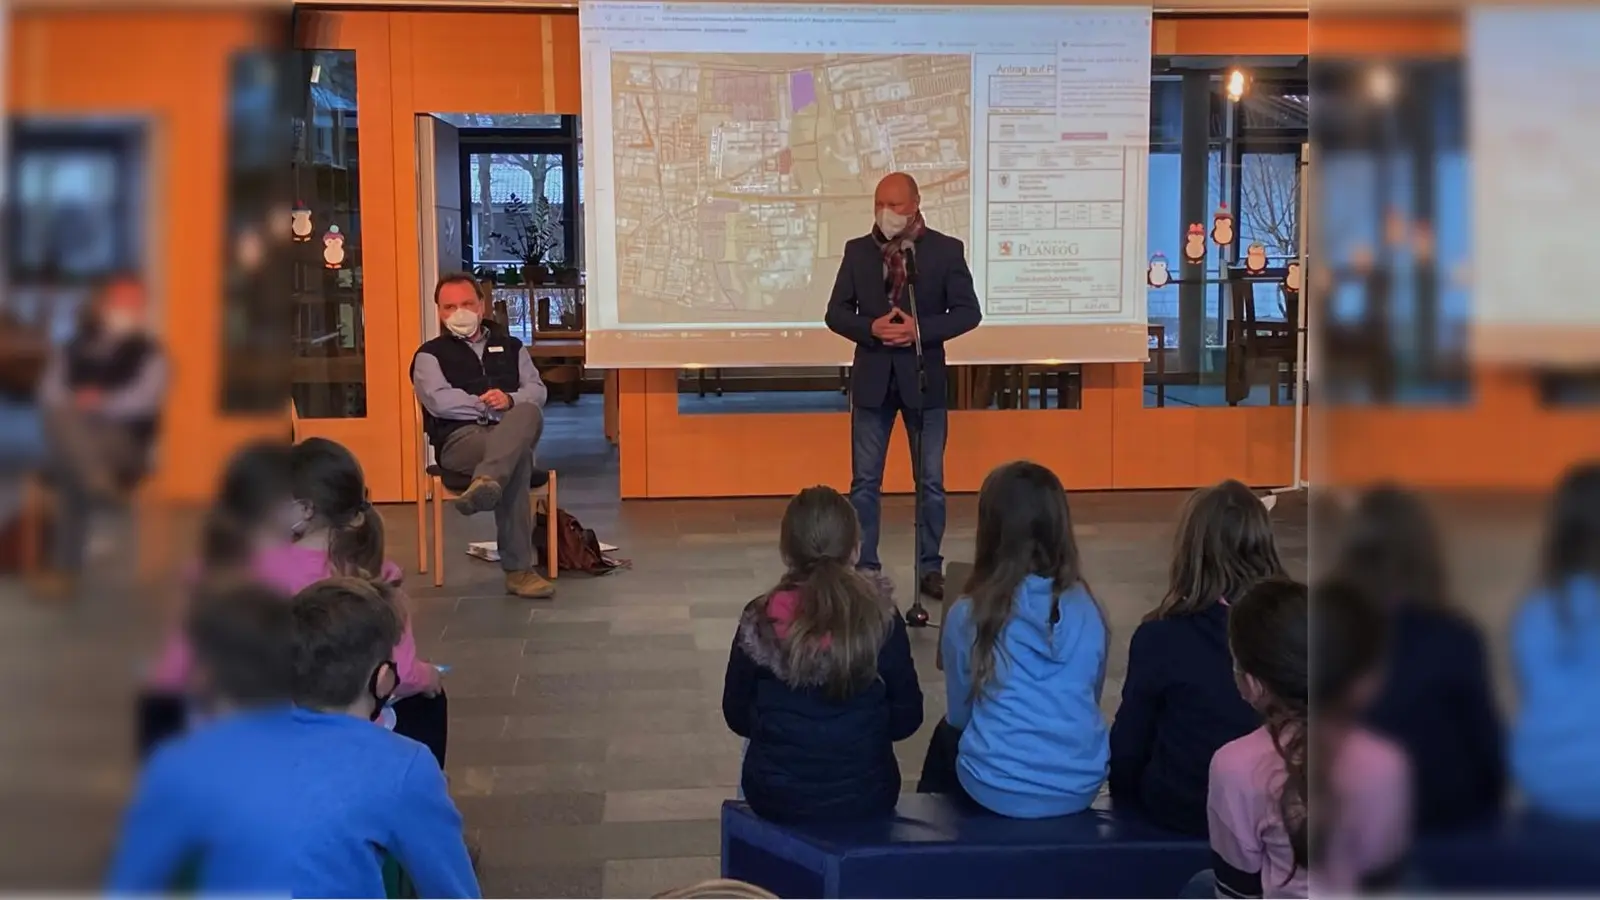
[824,172,982,601]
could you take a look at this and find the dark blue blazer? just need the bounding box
[824,228,982,409]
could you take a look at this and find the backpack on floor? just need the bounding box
[534,507,629,575]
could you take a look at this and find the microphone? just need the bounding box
[891,245,917,321]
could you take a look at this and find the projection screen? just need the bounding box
[580,2,1153,367]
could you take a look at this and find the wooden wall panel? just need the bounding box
[8,10,286,503]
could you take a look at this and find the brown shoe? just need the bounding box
[505,569,556,599]
[919,570,945,601]
[452,476,502,515]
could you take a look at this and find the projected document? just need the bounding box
[581,3,1153,366]
[1469,6,1600,365]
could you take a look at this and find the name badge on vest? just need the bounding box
[487,346,505,353]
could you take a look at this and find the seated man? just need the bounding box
[411,272,554,599]
[38,273,166,579]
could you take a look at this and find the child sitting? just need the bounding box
[139,439,294,758]
[1109,479,1279,835]
[933,460,1109,818]
[1204,577,1408,899]
[722,485,923,823]
[147,437,447,765]
[1511,463,1600,821]
[108,577,480,897]
[1337,486,1505,832]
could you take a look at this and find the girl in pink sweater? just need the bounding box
[143,438,446,763]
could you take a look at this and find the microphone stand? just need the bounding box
[900,246,931,629]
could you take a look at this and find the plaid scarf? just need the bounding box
[875,212,927,311]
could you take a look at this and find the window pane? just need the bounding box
[291,49,367,419]
[1239,151,1300,321]
[468,152,569,268]
[435,113,563,130]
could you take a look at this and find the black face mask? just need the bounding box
[367,660,397,722]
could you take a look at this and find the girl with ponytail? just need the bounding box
[722,485,924,823]
[278,438,446,764]
[1204,576,1408,898]
[144,438,447,767]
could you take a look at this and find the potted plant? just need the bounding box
[488,193,560,287]
[552,264,582,286]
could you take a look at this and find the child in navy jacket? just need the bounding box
[723,485,924,824]
[1109,480,1280,836]
[1336,485,1506,832]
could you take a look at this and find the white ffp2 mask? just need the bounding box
[876,209,909,240]
[445,308,480,338]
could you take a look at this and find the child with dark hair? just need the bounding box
[1511,463,1600,820]
[1201,577,1408,899]
[1109,480,1279,835]
[1337,485,1506,832]
[108,577,479,898]
[929,460,1108,818]
[139,440,296,757]
[146,437,447,764]
[722,485,924,823]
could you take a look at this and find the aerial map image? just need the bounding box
[609,52,972,326]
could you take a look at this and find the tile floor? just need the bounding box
[0,396,1546,895]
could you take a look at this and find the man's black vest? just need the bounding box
[411,319,524,450]
[65,328,162,446]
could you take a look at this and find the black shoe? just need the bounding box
[919,571,945,601]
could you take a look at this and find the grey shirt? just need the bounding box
[412,328,548,423]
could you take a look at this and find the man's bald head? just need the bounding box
[874,172,920,214]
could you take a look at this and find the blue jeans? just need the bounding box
[849,397,947,575]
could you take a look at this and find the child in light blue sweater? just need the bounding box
[938,461,1109,818]
[1511,463,1600,821]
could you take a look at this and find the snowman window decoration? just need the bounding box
[323,225,346,270]
[1183,223,1207,264]
[291,205,313,243]
[1283,261,1302,296]
[1244,242,1269,275]
[1147,253,1171,289]
[1210,204,1234,248]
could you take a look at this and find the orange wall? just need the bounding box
[9,10,289,503]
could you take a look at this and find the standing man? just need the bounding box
[825,173,982,600]
[411,272,554,599]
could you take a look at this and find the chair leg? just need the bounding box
[20,478,43,577]
[417,473,429,575]
[546,471,559,579]
[431,477,445,588]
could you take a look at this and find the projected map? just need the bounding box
[609,52,973,324]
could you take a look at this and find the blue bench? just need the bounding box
[721,794,1208,898]
[1414,814,1600,891]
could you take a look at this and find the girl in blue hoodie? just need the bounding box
[936,460,1110,818]
[1511,463,1600,821]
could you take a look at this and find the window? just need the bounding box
[466,152,572,268]
[435,113,563,130]
[5,119,145,340]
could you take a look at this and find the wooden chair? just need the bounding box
[414,401,557,587]
[1223,267,1298,406]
